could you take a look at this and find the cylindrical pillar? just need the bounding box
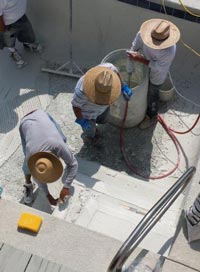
[101,49,149,128]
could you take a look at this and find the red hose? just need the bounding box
[120,101,181,180]
[166,113,200,134]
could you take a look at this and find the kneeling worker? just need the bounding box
[19,109,78,206]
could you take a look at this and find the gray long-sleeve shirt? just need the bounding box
[131,31,176,85]
[19,110,78,187]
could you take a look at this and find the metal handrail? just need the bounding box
[107,167,196,272]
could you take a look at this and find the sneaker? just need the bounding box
[139,115,157,130]
[23,42,43,53]
[47,194,58,206]
[23,183,34,204]
[11,50,27,68]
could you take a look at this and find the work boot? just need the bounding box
[23,42,43,53]
[47,194,58,206]
[139,115,157,130]
[81,134,103,148]
[23,183,34,205]
[10,50,27,68]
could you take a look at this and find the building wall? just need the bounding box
[27,0,70,63]
[27,0,200,100]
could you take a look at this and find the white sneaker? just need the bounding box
[23,183,34,204]
[11,50,27,68]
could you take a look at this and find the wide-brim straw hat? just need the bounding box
[140,19,180,49]
[28,152,63,183]
[83,66,121,105]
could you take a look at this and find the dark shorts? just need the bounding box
[3,14,36,48]
[82,107,110,138]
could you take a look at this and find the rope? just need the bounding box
[178,0,200,17]
[162,0,200,57]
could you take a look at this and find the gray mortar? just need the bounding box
[0,72,198,203]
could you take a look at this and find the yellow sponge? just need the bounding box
[18,212,43,233]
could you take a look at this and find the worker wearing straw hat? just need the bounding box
[71,62,132,145]
[127,19,180,129]
[19,110,78,206]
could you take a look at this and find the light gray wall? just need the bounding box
[27,0,200,102]
[27,0,70,63]
[27,0,200,67]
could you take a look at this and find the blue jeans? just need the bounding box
[82,107,110,138]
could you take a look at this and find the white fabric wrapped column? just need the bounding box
[101,49,149,128]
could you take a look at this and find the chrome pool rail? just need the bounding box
[107,167,196,272]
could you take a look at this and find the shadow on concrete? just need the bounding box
[157,237,174,256]
[17,227,38,237]
[0,107,18,133]
[126,248,164,272]
[76,121,154,181]
[0,47,77,133]
[171,210,186,244]
[159,93,200,116]
[0,91,37,133]
[73,89,196,182]
[19,188,54,214]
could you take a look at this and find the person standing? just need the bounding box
[19,110,78,206]
[127,19,180,129]
[0,0,42,68]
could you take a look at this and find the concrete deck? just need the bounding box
[0,199,198,272]
[0,0,200,271]
[0,52,199,269]
[0,199,122,272]
[0,243,74,272]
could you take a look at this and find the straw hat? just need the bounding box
[140,19,180,49]
[83,66,121,105]
[28,152,63,183]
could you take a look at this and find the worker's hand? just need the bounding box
[75,118,92,131]
[47,194,58,206]
[121,82,132,101]
[59,187,70,204]
[126,51,143,62]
